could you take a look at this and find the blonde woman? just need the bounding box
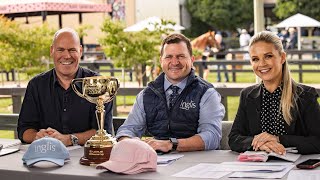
[228,31,320,155]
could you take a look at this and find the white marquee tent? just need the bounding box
[276,13,320,50]
[124,16,185,32]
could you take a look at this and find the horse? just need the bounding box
[191,31,219,52]
[191,31,220,80]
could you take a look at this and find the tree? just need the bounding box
[185,0,253,33]
[99,17,175,86]
[274,0,320,20]
[183,17,213,38]
[0,16,55,77]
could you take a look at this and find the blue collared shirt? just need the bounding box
[116,75,225,150]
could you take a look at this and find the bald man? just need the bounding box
[17,28,113,146]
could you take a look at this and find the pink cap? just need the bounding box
[96,138,157,174]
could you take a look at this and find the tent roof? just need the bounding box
[276,13,320,28]
[0,0,111,17]
[124,16,185,32]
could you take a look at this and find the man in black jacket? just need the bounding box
[17,28,113,146]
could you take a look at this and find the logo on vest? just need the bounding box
[179,100,196,110]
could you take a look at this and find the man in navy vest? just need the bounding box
[116,33,224,152]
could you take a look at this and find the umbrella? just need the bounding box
[124,16,185,32]
[276,13,320,50]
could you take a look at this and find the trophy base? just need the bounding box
[79,146,113,166]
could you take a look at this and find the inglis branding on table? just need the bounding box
[179,100,196,110]
[34,141,56,153]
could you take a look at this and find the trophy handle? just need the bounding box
[71,78,85,99]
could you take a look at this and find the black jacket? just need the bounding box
[17,67,113,142]
[228,83,320,154]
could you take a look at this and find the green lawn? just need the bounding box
[0,98,12,114]
[0,130,14,139]
[0,98,14,138]
[228,97,240,121]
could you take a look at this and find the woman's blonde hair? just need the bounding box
[249,31,298,124]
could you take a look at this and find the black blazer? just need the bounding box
[228,83,320,154]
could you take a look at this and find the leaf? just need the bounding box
[0,16,55,74]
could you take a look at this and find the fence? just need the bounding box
[0,87,243,121]
[79,59,320,84]
[2,49,320,83]
[79,60,133,76]
[194,59,320,83]
[1,87,320,122]
[0,69,16,81]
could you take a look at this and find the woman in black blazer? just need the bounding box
[228,31,320,155]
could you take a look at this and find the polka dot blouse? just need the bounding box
[261,84,287,135]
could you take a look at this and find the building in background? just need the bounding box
[1,0,278,45]
[125,0,183,30]
[0,0,112,45]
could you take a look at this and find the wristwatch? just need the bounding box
[170,138,178,151]
[70,134,79,146]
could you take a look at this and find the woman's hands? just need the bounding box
[252,132,285,155]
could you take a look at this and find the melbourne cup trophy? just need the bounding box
[71,76,120,166]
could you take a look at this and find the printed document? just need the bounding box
[229,165,294,179]
[172,163,231,179]
[288,170,320,180]
[172,162,292,179]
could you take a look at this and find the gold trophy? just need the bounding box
[71,76,120,166]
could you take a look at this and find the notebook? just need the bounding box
[238,151,301,162]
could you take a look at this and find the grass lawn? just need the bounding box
[0,130,14,139]
[0,98,12,114]
[0,98,14,138]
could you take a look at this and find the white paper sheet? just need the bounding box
[172,163,231,179]
[229,165,294,179]
[157,154,184,166]
[180,163,288,172]
[288,170,320,180]
[222,161,293,166]
[172,162,292,179]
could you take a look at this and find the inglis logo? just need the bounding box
[34,142,56,153]
[179,100,196,110]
